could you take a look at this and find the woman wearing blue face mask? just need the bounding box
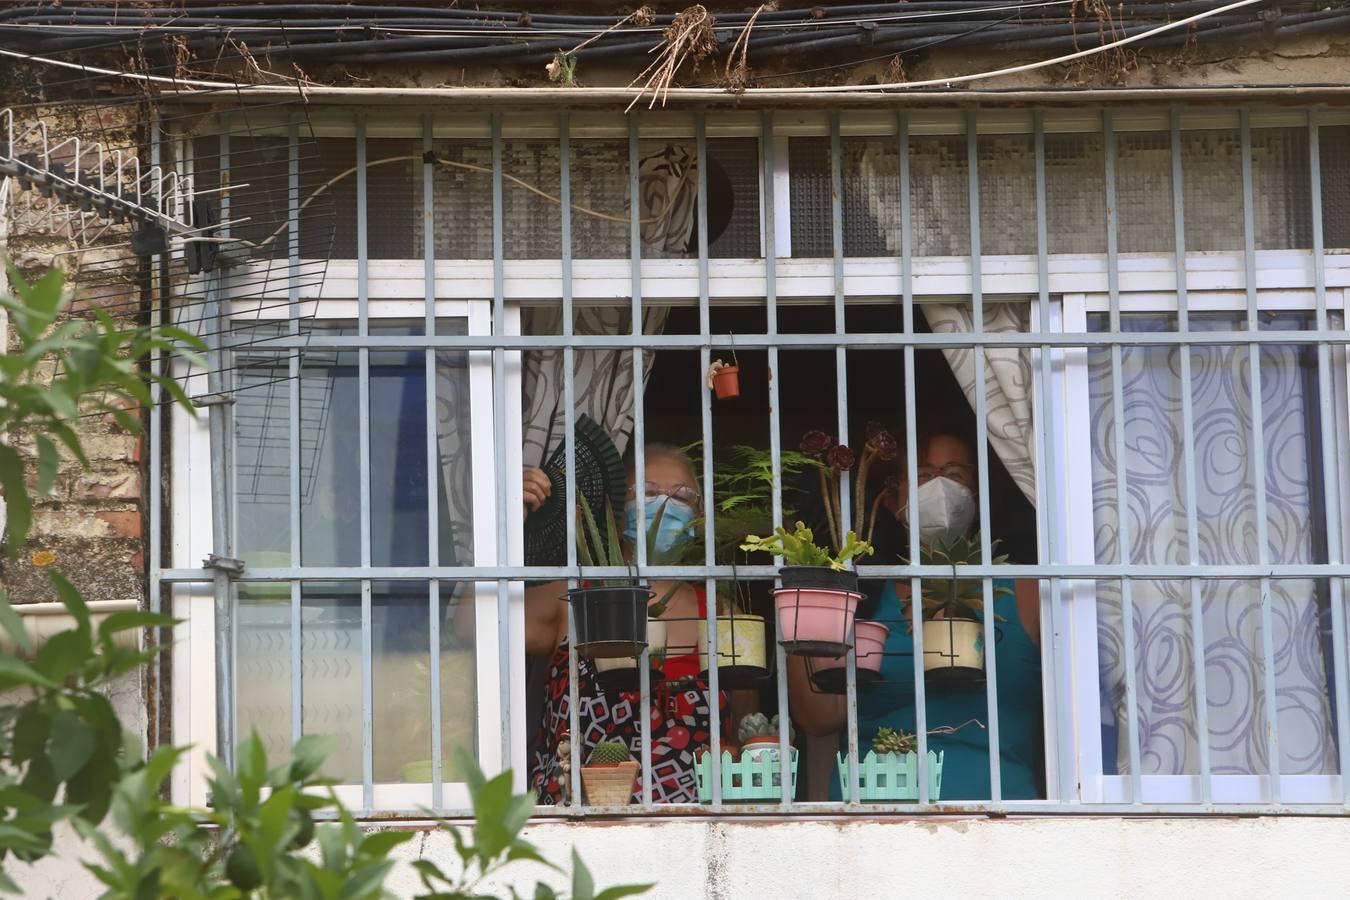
[523,443,755,805]
[786,433,1045,802]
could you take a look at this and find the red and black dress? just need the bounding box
[530,597,732,805]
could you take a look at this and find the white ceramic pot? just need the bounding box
[922,618,984,672]
[594,619,667,675]
[697,614,766,673]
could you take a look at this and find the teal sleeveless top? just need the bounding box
[829,578,1043,801]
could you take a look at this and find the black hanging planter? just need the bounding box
[567,583,654,659]
[779,566,859,593]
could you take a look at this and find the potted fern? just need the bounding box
[836,726,944,802]
[580,740,638,806]
[569,495,654,659]
[918,533,1011,680]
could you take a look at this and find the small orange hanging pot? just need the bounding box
[708,349,741,401]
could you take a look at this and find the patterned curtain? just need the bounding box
[1090,315,1334,775]
[855,144,1038,502]
[921,302,1037,503]
[519,144,692,464]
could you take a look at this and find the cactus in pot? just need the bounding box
[738,713,794,759]
[581,740,638,806]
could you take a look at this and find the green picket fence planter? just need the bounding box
[835,750,944,801]
[695,749,799,802]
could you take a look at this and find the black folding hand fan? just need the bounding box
[524,414,627,569]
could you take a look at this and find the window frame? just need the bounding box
[157,106,1350,815]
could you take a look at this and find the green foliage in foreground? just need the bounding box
[0,265,656,898]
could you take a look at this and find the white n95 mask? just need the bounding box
[916,476,977,545]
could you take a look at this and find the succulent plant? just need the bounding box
[871,726,917,757]
[737,712,794,744]
[587,741,632,765]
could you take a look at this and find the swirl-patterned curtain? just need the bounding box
[519,144,693,465]
[1090,315,1334,776]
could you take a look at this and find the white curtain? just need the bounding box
[1090,316,1335,775]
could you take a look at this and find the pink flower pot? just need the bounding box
[774,587,859,657]
[809,619,889,692]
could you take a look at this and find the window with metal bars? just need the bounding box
[160,108,1350,816]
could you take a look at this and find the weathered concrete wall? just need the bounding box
[15,814,1350,899]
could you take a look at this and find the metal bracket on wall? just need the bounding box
[202,554,244,576]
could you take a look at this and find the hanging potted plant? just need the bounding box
[741,522,871,657]
[916,533,1012,684]
[568,495,653,659]
[808,618,890,693]
[697,582,767,688]
[580,740,638,806]
[587,498,691,682]
[707,352,740,401]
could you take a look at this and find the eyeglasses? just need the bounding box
[915,463,976,485]
[627,481,702,510]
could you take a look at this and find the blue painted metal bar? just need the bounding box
[1171,107,1212,803]
[1308,112,1350,807]
[1033,110,1069,802]
[286,120,303,758]
[696,112,723,810]
[222,330,1350,351]
[167,562,1350,583]
[623,115,654,807]
[560,112,583,808]
[420,114,445,808]
[1239,111,1281,803]
[967,109,1003,807]
[828,112,860,803]
[1103,111,1143,802]
[763,112,793,807]
[899,111,929,806]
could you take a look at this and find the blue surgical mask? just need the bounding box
[624,497,697,555]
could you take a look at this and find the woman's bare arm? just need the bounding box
[786,655,848,737]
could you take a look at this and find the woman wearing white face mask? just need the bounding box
[787,433,1044,801]
[522,443,757,805]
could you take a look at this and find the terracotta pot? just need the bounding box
[580,760,638,806]
[774,586,859,657]
[712,365,740,400]
[922,618,984,672]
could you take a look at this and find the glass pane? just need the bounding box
[367,138,422,260]
[299,582,361,782]
[1045,132,1105,255]
[1252,127,1312,251]
[301,137,356,259]
[1116,130,1174,254]
[300,331,361,567]
[788,136,831,258]
[432,139,493,259]
[910,135,970,257]
[978,133,1036,256]
[234,333,291,566]
[1182,129,1244,251]
[843,137,898,257]
[503,140,562,259]
[1089,314,1337,777]
[435,320,475,567]
[229,135,291,260]
[1319,124,1350,251]
[236,583,294,764]
[570,139,629,259]
[369,324,429,568]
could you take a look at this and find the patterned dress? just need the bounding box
[530,628,731,805]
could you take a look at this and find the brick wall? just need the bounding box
[1,97,152,609]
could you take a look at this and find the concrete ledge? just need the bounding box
[0,599,141,655]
